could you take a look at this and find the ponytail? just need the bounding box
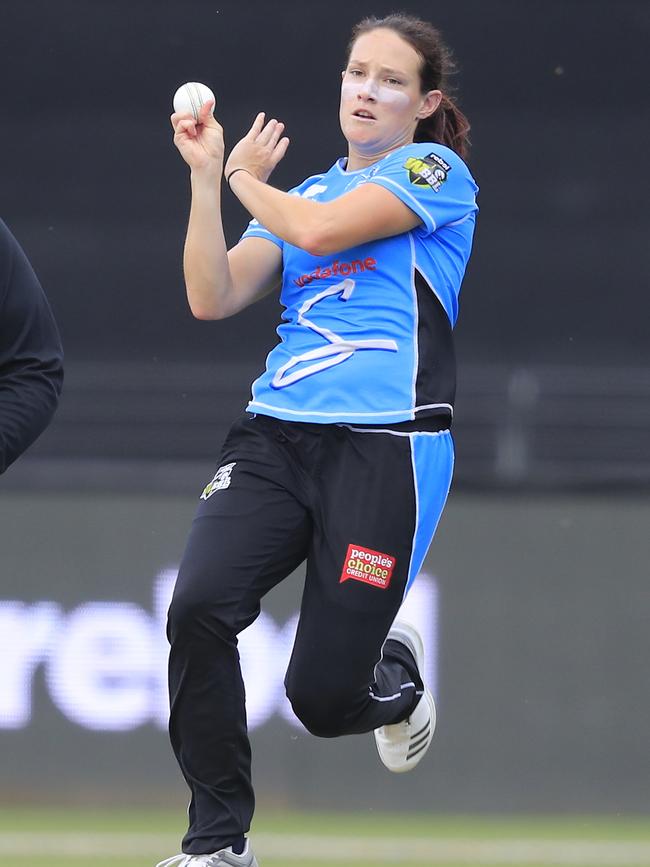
[416,94,471,161]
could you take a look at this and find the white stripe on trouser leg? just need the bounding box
[369,683,417,702]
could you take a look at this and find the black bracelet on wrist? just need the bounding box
[226,168,253,186]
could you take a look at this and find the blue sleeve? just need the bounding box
[240,217,284,251]
[366,143,478,234]
[238,171,328,250]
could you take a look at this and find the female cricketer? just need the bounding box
[158,13,478,867]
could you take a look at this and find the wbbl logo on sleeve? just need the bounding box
[200,462,236,500]
[404,152,451,192]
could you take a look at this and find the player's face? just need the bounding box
[340,29,437,158]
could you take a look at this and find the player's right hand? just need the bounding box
[171,100,224,176]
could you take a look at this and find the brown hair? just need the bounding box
[347,13,471,160]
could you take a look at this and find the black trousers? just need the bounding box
[167,412,453,854]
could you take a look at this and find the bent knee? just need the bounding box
[286,685,351,738]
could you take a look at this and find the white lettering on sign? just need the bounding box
[0,572,438,732]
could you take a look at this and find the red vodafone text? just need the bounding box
[293,257,377,288]
[340,544,396,590]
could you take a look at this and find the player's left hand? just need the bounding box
[225,112,290,184]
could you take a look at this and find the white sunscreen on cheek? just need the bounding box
[341,80,410,107]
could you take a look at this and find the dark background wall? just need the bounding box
[2,0,649,367]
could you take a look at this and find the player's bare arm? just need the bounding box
[229,168,422,256]
[226,113,422,255]
[172,102,282,320]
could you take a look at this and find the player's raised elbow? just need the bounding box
[190,305,222,321]
[186,294,227,321]
[185,281,233,320]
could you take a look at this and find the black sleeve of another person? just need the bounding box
[0,219,63,474]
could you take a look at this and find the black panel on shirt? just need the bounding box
[413,268,456,419]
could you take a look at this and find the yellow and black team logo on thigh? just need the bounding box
[404,152,451,192]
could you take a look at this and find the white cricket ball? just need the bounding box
[172,82,216,120]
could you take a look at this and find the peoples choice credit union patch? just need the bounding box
[404,152,451,192]
[340,543,396,590]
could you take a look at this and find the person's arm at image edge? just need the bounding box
[0,220,64,474]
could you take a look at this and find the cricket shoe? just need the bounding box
[374,620,436,773]
[156,841,258,867]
